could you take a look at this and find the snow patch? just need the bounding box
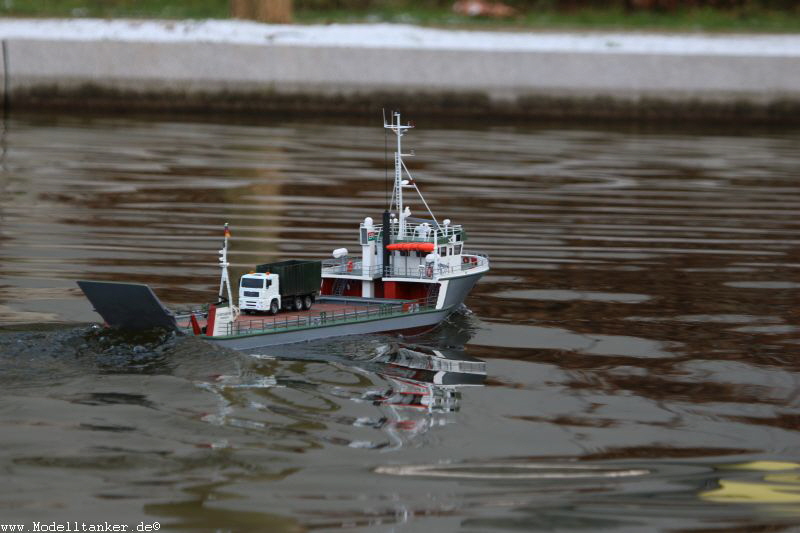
[0,18,797,57]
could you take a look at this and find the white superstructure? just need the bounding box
[321,112,489,307]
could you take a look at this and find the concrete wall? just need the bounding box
[3,38,799,121]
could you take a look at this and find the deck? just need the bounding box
[177,296,435,339]
[232,302,385,333]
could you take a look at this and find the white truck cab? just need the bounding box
[239,272,281,314]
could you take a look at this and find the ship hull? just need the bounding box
[207,271,484,350]
[78,270,485,351]
[206,306,453,350]
[439,271,485,308]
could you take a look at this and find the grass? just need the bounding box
[294,6,800,33]
[0,0,229,19]
[1,1,799,33]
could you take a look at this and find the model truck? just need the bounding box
[238,259,321,315]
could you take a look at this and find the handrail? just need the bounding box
[361,222,464,246]
[219,295,440,337]
[321,252,489,279]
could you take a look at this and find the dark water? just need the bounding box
[1,113,800,532]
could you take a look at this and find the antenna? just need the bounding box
[384,111,417,238]
[383,113,439,229]
[383,108,388,208]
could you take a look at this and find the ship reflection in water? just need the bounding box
[357,342,486,448]
[220,317,488,451]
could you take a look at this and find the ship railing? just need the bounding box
[406,251,490,277]
[322,252,488,279]
[322,260,437,280]
[224,295,440,337]
[383,264,436,280]
[392,223,464,245]
[321,259,435,279]
[456,251,490,274]
[362,222,464,246]
[322,259,382,277]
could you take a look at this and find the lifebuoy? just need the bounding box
[347,260,354,272]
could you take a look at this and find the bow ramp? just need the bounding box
[77,280,178,331]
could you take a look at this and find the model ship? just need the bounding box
[78,112,490,349]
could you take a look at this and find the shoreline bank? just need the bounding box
[2,19,799,122]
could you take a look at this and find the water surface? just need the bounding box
[1,113,800,531]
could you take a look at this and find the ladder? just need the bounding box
[333,278,347,296]
[426,283,440,305]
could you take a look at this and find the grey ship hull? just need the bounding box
[208,306,453,350]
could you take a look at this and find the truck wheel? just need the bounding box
[302,295,313,310]
[269,300,279,315]
[293,296,303,311]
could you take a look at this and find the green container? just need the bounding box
[255,259,321,298]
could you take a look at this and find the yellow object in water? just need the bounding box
[701,461,800,503]
[765,473,800,483]
[720,461,800,472]
[702,480,800,503]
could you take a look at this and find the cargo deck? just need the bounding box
[176,295,438,340]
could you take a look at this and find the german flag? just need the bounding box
[223,223,231,238]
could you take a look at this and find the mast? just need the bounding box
[383,112,439,238]
[384,111,414,238]
[218,223,236,312]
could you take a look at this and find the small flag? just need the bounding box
[223,223,231,238]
